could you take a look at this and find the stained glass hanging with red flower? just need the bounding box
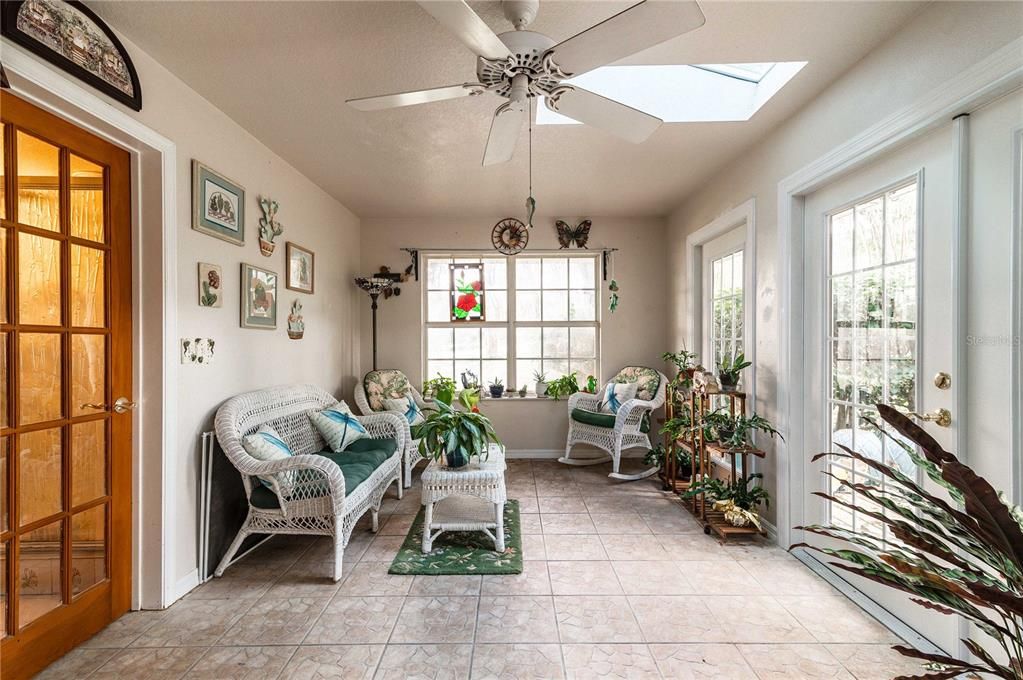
[449,263,486,321]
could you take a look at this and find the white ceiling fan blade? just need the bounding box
[548,0,706,78]
[347,83,486,111]
[482,100,525,166]
[417,1,513,60]
[546,86,661,143]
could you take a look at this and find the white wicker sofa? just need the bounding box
[354,369,433,488]
[214,384,405,581]
[559,367,668,481]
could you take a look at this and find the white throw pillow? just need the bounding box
[599,382,639,414]
[241,425,295,490]
[310,406,370,452]
[384,395,425,426]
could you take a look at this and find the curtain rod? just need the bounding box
[398,247,620,281]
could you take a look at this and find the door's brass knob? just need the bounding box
[113,397,137,414]
[908,408,952,428]
[933,372,952,390]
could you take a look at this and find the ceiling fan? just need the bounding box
[347,0,706,166]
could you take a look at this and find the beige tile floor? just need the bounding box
[39,460,925,679]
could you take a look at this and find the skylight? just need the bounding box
[536,61,807,126]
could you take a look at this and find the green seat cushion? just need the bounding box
[249,445,394,509]
[571,408,651,433]
[344,437,398,458]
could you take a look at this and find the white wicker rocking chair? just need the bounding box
[559,367,667,481]
[353,369,433,488]
[214,384,405,581]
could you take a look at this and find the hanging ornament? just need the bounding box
[491,217,529,255]
[607,252,620,313]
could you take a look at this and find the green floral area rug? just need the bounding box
[388,500,523,575]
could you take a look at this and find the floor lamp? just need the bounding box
[354,276,395,370]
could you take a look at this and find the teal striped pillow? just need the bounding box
[242,425,295,490]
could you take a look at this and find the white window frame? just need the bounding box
[686,198,757,403]
[701,229,746,370]
[421,251,602,394]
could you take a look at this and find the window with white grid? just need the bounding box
[709,250,745,369]
[423,253,600,394]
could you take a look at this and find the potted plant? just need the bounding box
[717,351,752,391]
[518,384,528,398]
[411,394,500,469]
[533,370,548,398]
[662,347,700,391]
[423,374,457,406]
[703,410,783,450]
[684,473,770,529]
[644,444,692,481]
[488,377,505,398]
[546,372,580,400]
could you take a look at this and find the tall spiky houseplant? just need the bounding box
[794,404,1023,679]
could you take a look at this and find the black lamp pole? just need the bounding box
[355,277,395,371]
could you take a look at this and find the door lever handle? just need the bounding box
[80,403,107,411]
[907,408,952,428]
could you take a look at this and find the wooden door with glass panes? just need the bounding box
[0,92,132,679]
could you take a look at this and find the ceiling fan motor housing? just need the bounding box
[477,30,563,99]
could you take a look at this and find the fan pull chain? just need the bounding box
[526,97,535,228]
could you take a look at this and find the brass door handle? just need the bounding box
[907,408,952,428]
[113,397,137,414]
[80,403,107,411]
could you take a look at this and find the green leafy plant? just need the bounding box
[411,399,500,467]
[546,372,580,400]
[644,444,692,476]
[423,374,457,406]
[684,472,770,511]
[663,347,700,390]
[706,411,783,450]
[796,404,1023,679]
[717,351,752,390]
[488,377,503,388]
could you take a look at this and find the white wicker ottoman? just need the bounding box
[420,444,507,553]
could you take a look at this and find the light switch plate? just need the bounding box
[181,337,215,365]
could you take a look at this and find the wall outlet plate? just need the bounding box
[181,337,215,365]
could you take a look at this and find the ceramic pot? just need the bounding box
[489,385,504,398]
[535,381,548,397]
[259,238,275,256]
[445,449,468,469]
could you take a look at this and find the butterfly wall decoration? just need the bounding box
[555,219,591,249]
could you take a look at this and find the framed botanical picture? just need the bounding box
[449,262,485,321]
[241,263,277,329]
[286,242,315,294]
[1,1,142,111]
[192,160,245,245]
[197,262,222,308]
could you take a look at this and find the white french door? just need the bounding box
[801,122,958,653]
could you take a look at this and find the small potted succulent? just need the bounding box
[518,384,528,398]
[533,370,548,398]
[423,374,457,406]
[488,377,505,399]
[412,392,500,469]
[716,351,752,391]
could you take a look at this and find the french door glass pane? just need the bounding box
[18,520,63,629]
[16,131,60,232]
[71,245,105,327]
[70,155,105,243]
[19,332,62,425]
[826,180,919,537]
[0,437,6,533]
[0,541,6,637]
[72,420,106,507]
[72,505,106,596]
[1,228,7,323]
[0,133,4,220]
[19,427,62,526]
[72,334,105,413]
[0,333,7,429]
[18,232,61,326]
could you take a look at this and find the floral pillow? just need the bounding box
[612,366,661,401]
[310,406,370,452]
[364,369,412,412]
[384,396,424,426]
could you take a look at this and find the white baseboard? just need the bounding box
[169,568,199,606]
[761,518,779,542]
[506,448,646,459]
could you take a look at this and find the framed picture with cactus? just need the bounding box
[197,262,222,307]
[241,262,278,329]
[286,242,315,293]
[191,160,245,245]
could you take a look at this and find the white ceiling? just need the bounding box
[88,1,925,218]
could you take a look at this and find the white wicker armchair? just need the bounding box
[354,369,433,487]
[214,384,405,581]
[559,367,668,481]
